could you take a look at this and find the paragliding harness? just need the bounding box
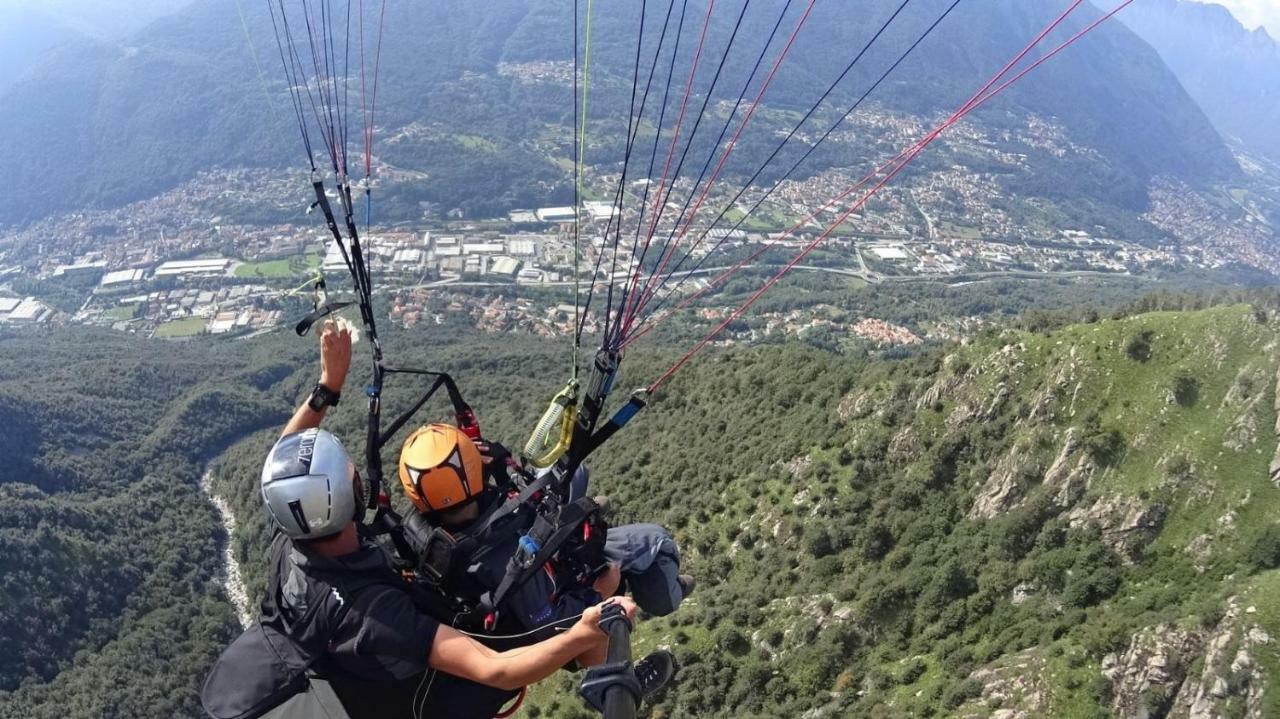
[399,470,611,631]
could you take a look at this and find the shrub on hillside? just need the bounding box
[1246,525,1280,570]
[1125,330,1154,362]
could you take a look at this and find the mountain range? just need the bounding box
[0,0,1239,227]
[0,0,192,94]
[1120,0,1280,165]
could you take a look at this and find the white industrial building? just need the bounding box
[867,245,910,261]
[4,297,51,324]
[99,268,146,289]
[392,248,425,270]
[488,257,521,277]
[505,239,537,256]
[154,258,233,277]
[583,201,620,221]
[536,207,576,223]
[53,261,108,278]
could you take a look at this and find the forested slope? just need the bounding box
[0,330,304,718]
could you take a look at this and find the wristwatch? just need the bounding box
[307,383,342,412]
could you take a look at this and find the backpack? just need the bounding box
[201,535,395,719]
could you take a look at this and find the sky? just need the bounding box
[1190,0,1280,37]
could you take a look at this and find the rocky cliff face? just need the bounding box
[1270,364,1280,488]
[923,308,1280,716]
[1104,598,1272,719]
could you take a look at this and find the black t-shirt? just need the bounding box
[277,535,440,682]
[273,534,517,719]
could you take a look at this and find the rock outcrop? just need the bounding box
[1103,624,1200,718]
[1067,494,1166,563]
[1104,598,1271,719]
[969,436,1042,520]
[1270,364,1280,487]
[1042,427,1094,509]
[963,649,1052,718]
[915,364,964,411]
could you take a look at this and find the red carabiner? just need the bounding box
[457,408,482,440]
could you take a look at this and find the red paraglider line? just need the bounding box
[620,0,720,328]
[644,0,1133,388]
[624,0,818,336]
[625,0,1091,348]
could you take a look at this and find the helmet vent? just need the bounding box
[287,499,311,535]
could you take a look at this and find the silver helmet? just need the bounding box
[261,429,360,539]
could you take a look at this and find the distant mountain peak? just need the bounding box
[1122,0,1280,162]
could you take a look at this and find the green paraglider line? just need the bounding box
[571,0,598,382]
[234,0,278,121]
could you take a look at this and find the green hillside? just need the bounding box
[3,300,1279,717]
[201,302,1280,719]
[502,303,1280,718]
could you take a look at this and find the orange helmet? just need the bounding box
[398,423,485,513]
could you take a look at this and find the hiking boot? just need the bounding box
[634,650,676,699]
[677,574,696,599]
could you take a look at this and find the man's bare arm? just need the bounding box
[427,599,635,691]
[281,319,351,436]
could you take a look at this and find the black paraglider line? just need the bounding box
[618,0,805,341]
[619,0,754,331]
[627,0,930,336]
[618,0,714,333]
[299,1,341,174]
[647,0,1124,390]
[572,0,587,346]
[575,0,652,348]
[267,1,317,169]
[614,0,690,347]
[595,0,682,353]
[339,0,353,173]
[597,0,677,347]
[609,0,804,351]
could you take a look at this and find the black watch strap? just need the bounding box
[308,383,341,412]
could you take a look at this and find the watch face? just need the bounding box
[310,385,333,409]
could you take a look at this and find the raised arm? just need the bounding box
[427,598,636,691]
[282,319,352,436]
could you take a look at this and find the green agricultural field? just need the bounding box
[153,317,207,338]
[940,221,982,239]
[455,134,500,152]
[234,252,321,279]
[102,304,139,321]
[724,205,782,232]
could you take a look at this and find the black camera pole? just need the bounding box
[578,603,641,719]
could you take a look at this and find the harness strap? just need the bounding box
[481,498,602,628]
